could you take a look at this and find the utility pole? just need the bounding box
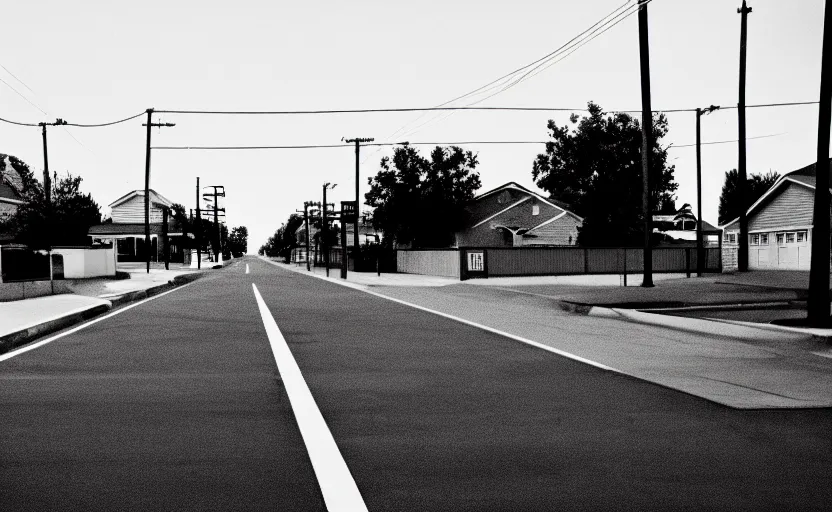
[195,177,201,269]
[808,0,832,326]
[202,185,226,263]
[637,0,654,287]
[737,0,752,272]
[322,183,337,277]
[300,201,318,271]
[142,109,175,274]
[696,106,720,277]
[344,137,374,268]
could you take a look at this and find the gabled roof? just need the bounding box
[473,181,584,222]
[719,159,831,229]
[0,156,25,198]
[109,189,173,209]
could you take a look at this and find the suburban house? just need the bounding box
[653,213,721,246]
[0,156,26,242]
[455,182,583,247]
[88,189,187,263]
[721,160,828,271]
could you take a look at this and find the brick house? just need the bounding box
[455,182,583,247]
[88,189,187,262]
[721,160,830,271]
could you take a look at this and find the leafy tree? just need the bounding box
[718,169,780,225]
[531,102,678,246]
[227,226,248,257]
[259,214,303,261]
[365,145,481,248]
[4,172,101,249]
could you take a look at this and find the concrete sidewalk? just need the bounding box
[0,263,209,355]
[268,258,832,409]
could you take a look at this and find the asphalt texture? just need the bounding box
[1,256,831,511]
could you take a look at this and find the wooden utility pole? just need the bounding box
[345,137,374,268]
[322,184,330,277]
[202,185,226,262]
[637,0,654,287]
[195,177,201,269]
[40,124,51,204]
[737,0,752,272]
[808,0,832,326]
[142,109,175,273]
[696,106,720,277]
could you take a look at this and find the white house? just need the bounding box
[721,160,827,271]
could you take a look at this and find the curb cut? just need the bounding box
[0,272,205,356]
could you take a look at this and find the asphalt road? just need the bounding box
[1,256,830,511]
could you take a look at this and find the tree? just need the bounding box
[365,145,481,248]
[227,226,248,257]
[531,102,678,246]
[718,169,780,225]
[4,171,101,249]
[259,214,303,261]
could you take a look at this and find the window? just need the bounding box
[797,231,807,243]
[750,234,760,245]
[786,232,796,244]
[532,204,540,216]
[760,233,769,245]
[776,233,785,245]
[728,233,737,244]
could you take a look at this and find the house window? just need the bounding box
[760,233,769,245]
[750,234,759,245]
[785,232,796,244]
[532,204,540,216]
[776,233,785,246]
[728,233,737,244]
[797,231,807,243]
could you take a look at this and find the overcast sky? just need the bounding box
[0,0,825,250]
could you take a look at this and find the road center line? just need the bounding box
[246,264,250,274]
[251,284,367,512]
[0,282,195,363]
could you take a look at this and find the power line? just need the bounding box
[668,132,785,148]
[0,64,37,96]
[153,134,784,151]
[0,101,820,128]
[0,76,48,115]
[64,111,147,127]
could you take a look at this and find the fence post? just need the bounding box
[584,247,589,274]
[686,248,691,278]
[623,248,628,286]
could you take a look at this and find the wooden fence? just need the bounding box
[396,246,720,280]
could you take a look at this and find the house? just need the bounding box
[455,182,582,247]
[88,189,187,262]
[652,213,721,246]
[721,160,828,271]
[0,156,26,241]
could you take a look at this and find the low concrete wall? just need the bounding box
[0,280,72,302]
[52,246,116,278]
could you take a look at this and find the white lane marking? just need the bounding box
[246,264,250,274]
[359,288,619,372]
[259,257,618,373]
[0,283,195,363]
[251,284,367,512]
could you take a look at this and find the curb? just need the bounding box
[0,303,111,356]
[0,272,205,356]
[585,306,816,342]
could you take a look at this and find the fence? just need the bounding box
[396,246,721,280]
[51,245,116,278]
[396,249,461,278]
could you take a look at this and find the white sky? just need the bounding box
[0,0,825,250]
